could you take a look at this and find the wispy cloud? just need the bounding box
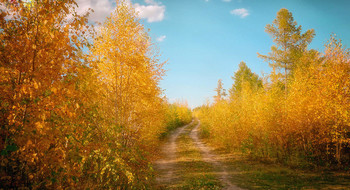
[157,35,166,42]
[222,0,232,2]
[134,0,165,23]
[230,8,249,18]
[205,0,209,2]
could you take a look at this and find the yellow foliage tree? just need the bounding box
[197,35,350,168]
[0,0,192,188]
[89,1,167,187]
[0,0,93,188]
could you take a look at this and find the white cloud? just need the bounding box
[134,0,165,23]
[205,0,209,2]
[144,0,157,4]
[157,35,166,42]
[75,0,115,23]
[74,0,166,23]
[222,0,232,2]
[230,8,249,18]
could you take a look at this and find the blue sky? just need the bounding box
[78,0,350,108]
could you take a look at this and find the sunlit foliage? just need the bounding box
[164,101,192,134]
[0,0,191,189]
[197,9,350,169]
[89,2,169,187]
[258,8,315,93]
[0,0,93,188]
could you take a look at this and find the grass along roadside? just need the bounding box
[170,120,222,189]
[202,143,350,190]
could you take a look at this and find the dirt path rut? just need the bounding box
[154,120,193,185]
[190,121,242,190]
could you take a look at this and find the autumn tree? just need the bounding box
[196,9,350,171]
[229,61,262,98]
[0,0,191,188]
[258,8,315,93]
[91,0,165,128]
[90,1,167,187]
[0,0,92,188]
[164,100,192,134]
[316,36,350,165]
[198,35,350,168]
[214,79,227,102]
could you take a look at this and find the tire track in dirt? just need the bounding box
[190,120,243,190]
[153,120,194,185]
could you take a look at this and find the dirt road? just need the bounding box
[154,119,243,189]
[154,120,193,185]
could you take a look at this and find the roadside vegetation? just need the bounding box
[195,8,350,188]
[161,102,193,139]
[0,0,191,189]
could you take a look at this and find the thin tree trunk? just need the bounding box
[285,63,287,96]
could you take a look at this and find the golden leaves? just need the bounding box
[197,35,350,168]
[0,0,95,188]
[35,122,43,130]
[51,87,57,94]
[0,0,172,189]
